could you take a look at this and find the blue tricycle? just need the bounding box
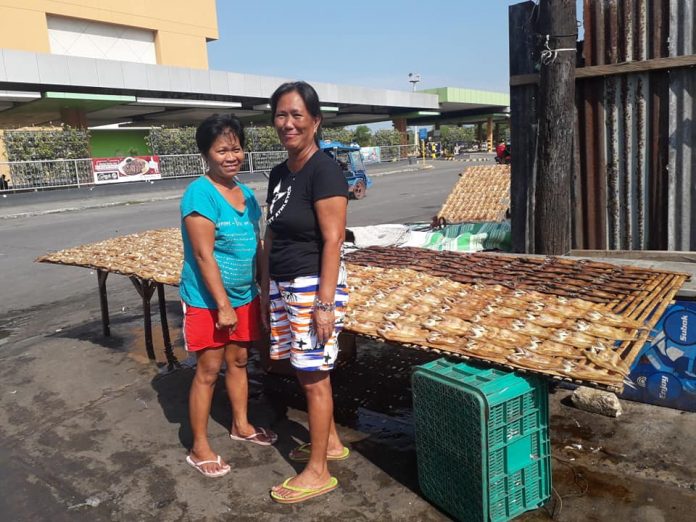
[320,141,373,199]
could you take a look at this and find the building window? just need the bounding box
[47,15,156,64]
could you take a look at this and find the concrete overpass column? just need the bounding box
[476,122,483,146]
[486,116,493,152]
[60,107,88,129]
[392,117,408,145]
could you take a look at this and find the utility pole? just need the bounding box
[534,0,576,255]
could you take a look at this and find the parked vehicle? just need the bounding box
[320,140,372,199]
[495,142,511,164]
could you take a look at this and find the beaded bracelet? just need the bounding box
[314,298,336,312]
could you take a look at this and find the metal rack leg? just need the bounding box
[157,284,180,370]
[130,277,157,361]
[97,270,110,337]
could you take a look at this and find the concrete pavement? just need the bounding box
[1,152,694,520]
[1,306,694,521]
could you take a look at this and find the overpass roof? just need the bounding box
[407,87,510,125]
[0,49,508,128]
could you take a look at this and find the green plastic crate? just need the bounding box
[412,358,551,522]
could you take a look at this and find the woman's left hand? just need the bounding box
[313,309,335,345]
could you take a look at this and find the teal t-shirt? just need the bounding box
[179,176,261,309]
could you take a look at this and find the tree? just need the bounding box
[438,125,472,151]
[352,125,372,147]
[321,126,353,144]
[373,129,402,146]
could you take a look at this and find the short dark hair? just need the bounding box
[270,81,322,142]
[195,113,245,155]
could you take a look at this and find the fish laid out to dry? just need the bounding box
[343,253,689,390]
[38,231,689,391]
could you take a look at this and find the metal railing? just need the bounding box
[0,158,93,191]
[248,150,288,173]
[0,152,289,192]
[376,144,418,162]
[0,145,419,192]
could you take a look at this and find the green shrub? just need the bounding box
[3,127,90,161]
[321,127,353,144]
[147,127,198,155]
[244,126,282,152]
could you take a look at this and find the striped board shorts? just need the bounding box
[269,264,349,371]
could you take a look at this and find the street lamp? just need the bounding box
[408,73,421,153]
[408,72,421,92]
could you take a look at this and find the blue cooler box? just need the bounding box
[621,298,696,411]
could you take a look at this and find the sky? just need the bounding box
[207,1,534,95]
[207,1,583,129]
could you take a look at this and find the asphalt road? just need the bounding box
[0,162,464,316]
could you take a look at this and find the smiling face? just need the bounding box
[273,90,321,154]
[204,130,245,183]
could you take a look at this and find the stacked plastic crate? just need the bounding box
[412,358,551,521]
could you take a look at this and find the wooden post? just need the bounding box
[534,0,577,254]
[509,1,540,253]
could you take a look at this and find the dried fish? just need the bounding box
[378,322,429,344]
[526,338,584,359]
[508,347,560,370]
[422,315,475,336]
[397,302,434,315]
[426,332,465,350]
[574,320,638,341]
[584,345,629,376]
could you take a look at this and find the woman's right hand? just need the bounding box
[216,304,238,332]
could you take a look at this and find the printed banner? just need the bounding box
[360,147,381,165]
[92,156,161,184]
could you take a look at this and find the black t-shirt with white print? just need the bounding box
[266,149,348,281]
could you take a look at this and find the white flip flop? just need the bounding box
[186,454,230,478]
[229,426,278,446]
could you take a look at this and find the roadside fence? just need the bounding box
[376,144,418,163]
[0,145,419,193]
[0,158,94,192]
[0,152,285,193]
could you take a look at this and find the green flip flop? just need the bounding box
[270,476,338,504]
[288,442,350,462]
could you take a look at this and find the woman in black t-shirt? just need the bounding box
[261,81,350,504]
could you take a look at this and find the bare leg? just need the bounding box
[327,418,344,456]
[189,347,226,474]
[272,371,338,497]
[224,341,253,436]
[225,341,277,443]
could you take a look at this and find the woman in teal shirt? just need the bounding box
[180,114,276,478]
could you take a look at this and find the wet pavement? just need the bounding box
[1,284,694,521]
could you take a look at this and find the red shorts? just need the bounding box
[182,296,261,352]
